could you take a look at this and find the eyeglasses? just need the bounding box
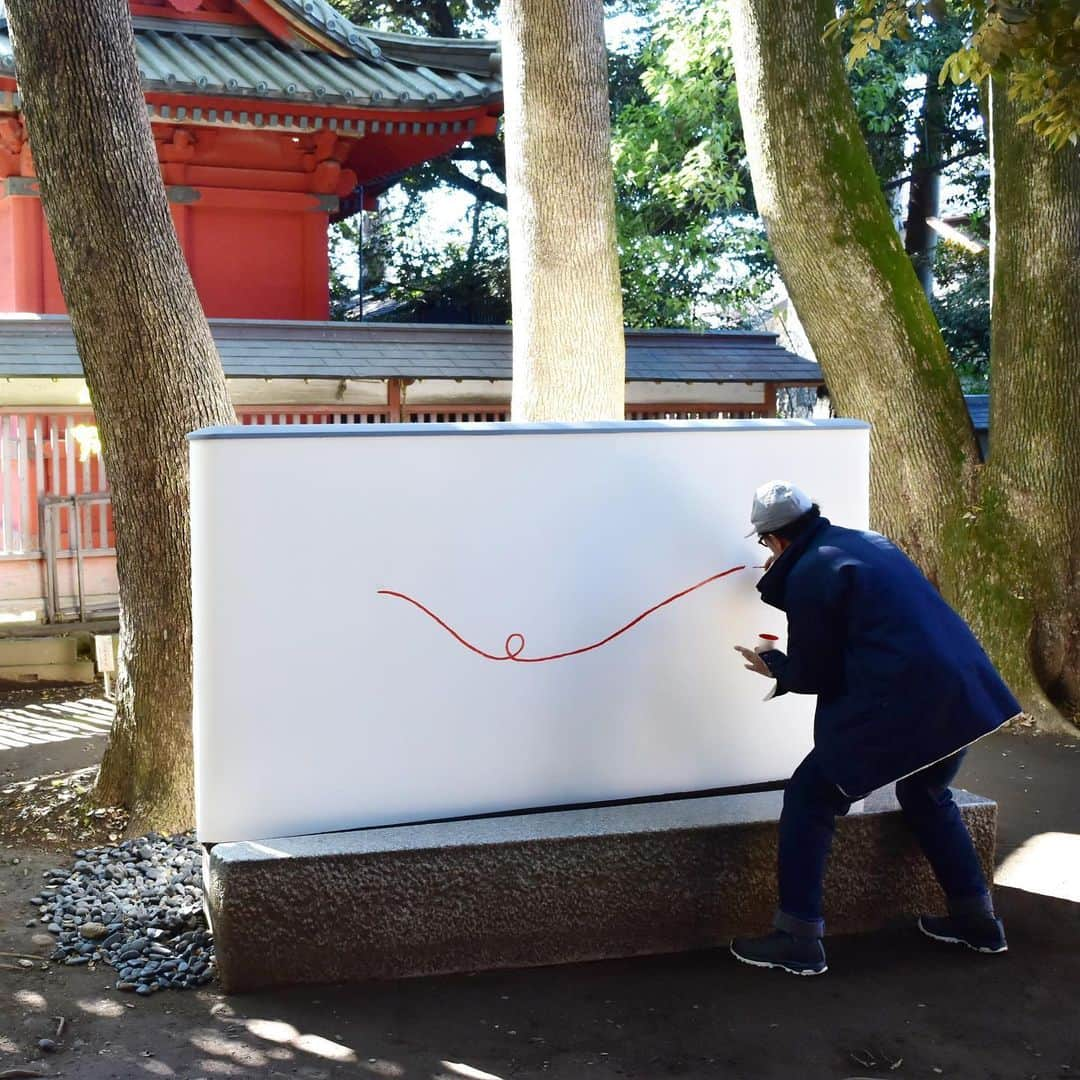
[757,535,771,547]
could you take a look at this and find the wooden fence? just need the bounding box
[239,408,391,426]
[1,402,767,557]
[1,410,112,559]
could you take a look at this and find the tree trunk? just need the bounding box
[903,75,949,296]
[729,0,980,578]
[728,0,1080,729]
[501,0,626,421]
[953,82,1080,726]
[6,0,237,828]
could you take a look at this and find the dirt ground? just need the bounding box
[0,685,1077,1080]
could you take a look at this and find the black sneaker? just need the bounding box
[918,914,1008,954]
[730,931,828,976]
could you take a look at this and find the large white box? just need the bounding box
[190,419,870,842]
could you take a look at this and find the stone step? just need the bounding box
[0,659,97,685]
[0,636,79,666]
[204,787,997,993]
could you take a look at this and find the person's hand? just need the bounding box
[734,645,772,677]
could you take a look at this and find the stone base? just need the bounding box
[204,788,996,993]
[0,635,96,684]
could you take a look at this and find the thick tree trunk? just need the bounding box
[903,76,949,296]
[6,0,237,827]
[501,0,626,421]
[729,0,980,577]
[954,83,1080,725]
[728,0,1080,729]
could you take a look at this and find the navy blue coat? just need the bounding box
[757,516,1020,798]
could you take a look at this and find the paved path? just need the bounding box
[0,688,113,783]
[0,689,1076,1079]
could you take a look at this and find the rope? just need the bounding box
[377,565,748,664]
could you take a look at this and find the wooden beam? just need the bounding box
[387,377,403,423]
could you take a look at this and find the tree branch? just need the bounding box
[449,137,506,184]
[442,165,508,210]
[882,147,985,191]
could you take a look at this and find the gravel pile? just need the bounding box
[28,832,215,995]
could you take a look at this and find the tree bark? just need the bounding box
[501,0,626,421]
[729,0,980,577]
[6,0,237,827]
[955,82,1080,724]
[728,0,1080,729]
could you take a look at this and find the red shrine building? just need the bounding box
[0,0,823,635]
[1,0,502,319]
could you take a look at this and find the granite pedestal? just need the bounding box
[204,788,996,992]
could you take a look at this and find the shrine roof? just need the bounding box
[0,317,824,384]
[964,394,988,432]
[0,4,500,112]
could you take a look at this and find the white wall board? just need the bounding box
[190,419,870,842]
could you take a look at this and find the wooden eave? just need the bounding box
[0,4,501,115]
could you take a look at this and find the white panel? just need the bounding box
[191,419,870,842]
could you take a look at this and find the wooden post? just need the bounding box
[387,378,403,423]
[764,382,779,417]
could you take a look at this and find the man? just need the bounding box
[730,480,1021,976]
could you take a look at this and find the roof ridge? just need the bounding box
[361,28,500,76]
[0,5,502,95]
[261,0,384,64]
[259,3,499,71]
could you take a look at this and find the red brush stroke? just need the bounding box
[377,565,747,663]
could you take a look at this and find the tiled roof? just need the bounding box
[254,0,384,61]
[0,5,500,111]
[0,316,824,384]
[964,394,989,432]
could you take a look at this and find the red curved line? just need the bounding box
[377,565,747,664]
[376,589,511,661]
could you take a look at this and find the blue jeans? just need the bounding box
[774,749,992,938]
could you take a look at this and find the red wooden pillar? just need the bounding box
[0,180,54,313]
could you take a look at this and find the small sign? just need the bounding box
[94,634,117,674]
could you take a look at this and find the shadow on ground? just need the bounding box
[0,688,1077,1079]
